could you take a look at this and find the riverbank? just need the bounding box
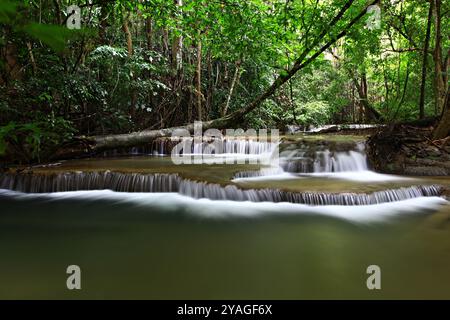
[367,124,450,176]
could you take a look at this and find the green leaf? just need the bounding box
[22,24,73,52]
[0,0,18,23]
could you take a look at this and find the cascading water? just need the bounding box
[233,141,369,178]
[279,141,368,173]
[0,136,447,209]
[103,137,277,156]
[0,171,443,206]
[0,171,181,193]
[178,179,442,205]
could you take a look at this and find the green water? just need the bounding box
[0,192,449,299]
[1,154,450,299]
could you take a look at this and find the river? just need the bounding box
[0,135,449,299]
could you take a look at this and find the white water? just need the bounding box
[170,139,277,155]
[1,137,444,218]
[126,138,386,183]
[286,124,383,134]
[168,138,279,165]
[2,171,434,205]
[0,189,446,223]
[279,142,369,173]
[302,171,414,182]
[237,141,414,182]
[233,171,298,182]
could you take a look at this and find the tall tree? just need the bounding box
[432,0,449,138]
[418,0,434,119]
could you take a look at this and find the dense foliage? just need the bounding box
[0,0,448,162]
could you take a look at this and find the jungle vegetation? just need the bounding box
[0,0,448,162]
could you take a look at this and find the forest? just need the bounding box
[0,0,448,164]
[1,0,450,301]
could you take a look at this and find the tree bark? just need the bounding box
[145,16,153,51]
[433,0,446,114]
[26,42,37,75]
[162,28,169,57]
[433,90,450,139]
[221,60,241,117]
[53,0,62,25]
[99,1,109,45]
[352,72,381,121]
[171,0,183,73]
[2,26,22,85]
[418,0,434,119]
[122,16,136,117]
[170,0,183,117]
[431,0,449,139]
[195,34,203,120]
[206,50,213,119]
[122,16,133,56]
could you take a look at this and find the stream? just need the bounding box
[0,134,449,299]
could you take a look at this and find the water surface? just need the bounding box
[0,189,449,299]
[1,139,449,299]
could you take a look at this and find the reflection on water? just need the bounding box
[0,189,449,299]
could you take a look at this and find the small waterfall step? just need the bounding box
[279,141,369,173]
[103,137,278,156]
[0,172,443,206]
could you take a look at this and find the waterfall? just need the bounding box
[0,172,443,206]
[233,167,285,179]
[178,138,276,155]
[178,180,442,205]
[234,141,369,178]
[0,172,181,193]
[99,136,367,175]
[101,138,277,156]
[279,142,368,173]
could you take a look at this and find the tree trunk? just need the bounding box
[171,35,183,73]
[145,16,153,51]
[99,2,109,45]
[419,0,434,119]
[221,60,241,117]
[195,35,203,120]
[53,0,62,25]
[431,0,449,139]
[433,0,446,114]
[170,0,183,118]
[122,17,133,56]
[433,90,450,139]
[187,50,193,123]
[162,28,169,57]
[2,26,22,85]
[122,16,136,117]
[206,50,213,119]
[171,0,183,73]
[26,42,37,75]
[353,72,381,121]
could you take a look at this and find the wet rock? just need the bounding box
[367,124,450,176]
[404,166,449,176]
[424,146,442,157]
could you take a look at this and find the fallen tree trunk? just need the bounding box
[52,0,378,160]
[52,117,236,160]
